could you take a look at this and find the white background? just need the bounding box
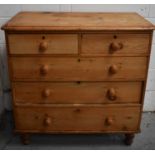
[0,4,155,114]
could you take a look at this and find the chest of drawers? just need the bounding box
[2,12,155,145]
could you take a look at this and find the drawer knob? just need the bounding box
[105,117,114,126]
[107,88,117,101]
[44,116,51,126]
[109,42,123,53]
[40,65,49,75]
[42,89,51,98]
[39,41,48,53]
[109,65,118,74]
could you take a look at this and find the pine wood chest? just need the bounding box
[2,12,155,145]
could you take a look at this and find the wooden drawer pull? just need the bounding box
[109,42,123,53]
[40,65,49,75]
[109,65,118,74]
[105,117,114,126]
[42,89,51,98]
[39,41,48,53]
[107,88,117,101]
[43,116,51,126]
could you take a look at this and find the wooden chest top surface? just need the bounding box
[2,12,155,31]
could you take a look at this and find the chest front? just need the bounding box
[2,12,154,145]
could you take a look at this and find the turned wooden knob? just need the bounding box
[40,65,49,75]
[105,117,113,126]
[44,116,51,126]
[109,65,118,74]
[107,88,117,101]
[39,41,48,52]
[42,89,51,98]
[109,42,123,52]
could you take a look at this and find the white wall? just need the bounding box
[0,4,155,112]
[0,54,4,116]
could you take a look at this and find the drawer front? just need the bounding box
[14,105,140,132]
[10,57,147,81]
[13,82,142,104]
[8,34,78,55]
[81,33,150,56]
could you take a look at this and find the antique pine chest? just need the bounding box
[2,12,155,145]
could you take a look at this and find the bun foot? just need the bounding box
[124,133,135,145]
[21,134,30,145]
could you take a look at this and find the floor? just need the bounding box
[0,111,155,150]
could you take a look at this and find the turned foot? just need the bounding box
[124,133,135,145]
[21,134,30,145]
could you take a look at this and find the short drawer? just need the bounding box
[13,82,142,104]
[8,34,78,55]
[81,33,150,56]
[10,57,147,81]
[14,105,140,133]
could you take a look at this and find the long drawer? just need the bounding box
[12,82,142,104]
[8,34,78,55]
[10,57,147,81]
[81,33,150,56]
[14,105,140,133]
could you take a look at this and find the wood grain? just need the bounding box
[81,33,150,56]
[10,57,148,81]
[14,105,140,132]
[2,12,155,31]
[8,34,78,54]
[12,82,142,104]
